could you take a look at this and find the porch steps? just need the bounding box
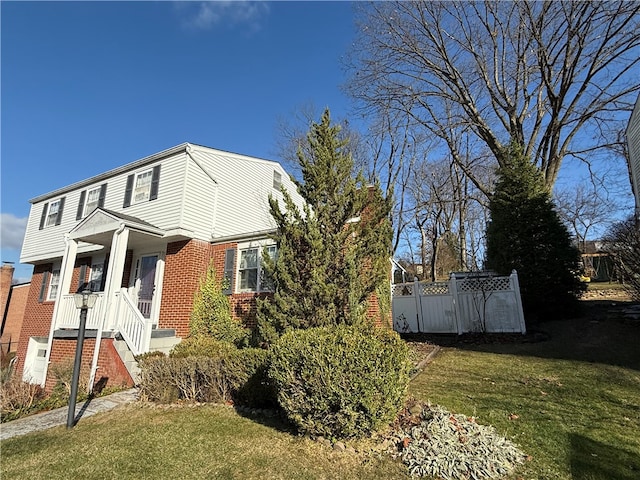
[113,329,181,384]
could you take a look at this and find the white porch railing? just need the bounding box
[56,293,106,330]
[113,290,153,356]
[54,289,153,356]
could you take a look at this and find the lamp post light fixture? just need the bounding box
[67,289,98,429]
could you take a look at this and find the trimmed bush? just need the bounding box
[235,347,277,408]
[268,324,411,439]
[139,339,275,406]
[138,354,246,404]
[170,337,238,359]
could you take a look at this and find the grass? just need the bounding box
[409,300,640,479]
[2,299,639,479]
[0,405,407,479]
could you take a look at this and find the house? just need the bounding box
[15,143,313,391]
[627,92,640,219]
[1,263,29,356]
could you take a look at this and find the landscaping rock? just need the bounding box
[333,441,346,452]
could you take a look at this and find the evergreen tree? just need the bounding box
[189,262,248,346]
[485,142,585,321]
[256,109,392,344]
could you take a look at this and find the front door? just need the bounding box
[135,254,158,319]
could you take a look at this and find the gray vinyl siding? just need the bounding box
[190,148,304,239]
[21,152,190,263]
[20,143,304,264]
[180,150,217,239]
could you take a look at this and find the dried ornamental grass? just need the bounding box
[390,401,526,479]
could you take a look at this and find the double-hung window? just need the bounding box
[84,187,102,216]
[46,201,61,227]
[47,268,61,301]
[123,165,161,208]
[40,197,65,229]
[239,248,259,291]
[238,245,277,292]
[133,170,153,203]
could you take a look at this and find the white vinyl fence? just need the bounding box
[392,271,526,334]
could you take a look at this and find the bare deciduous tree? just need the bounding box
[346,0,640,192]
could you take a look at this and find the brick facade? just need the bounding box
[14,264,55,379]
[45,337,133,393]
[158,239,211,337]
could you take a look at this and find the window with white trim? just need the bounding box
[89,263,104,292]
[83,186,102,217]
[47,268,61,301]
[45,200,61,227]
[238,245,277,292]
[133,169,154,204]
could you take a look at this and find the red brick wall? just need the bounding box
[45,337,133,393]
[1,265,14,319]
[158,239,212,337]
[14,264,55,379]
[1,283,29,353]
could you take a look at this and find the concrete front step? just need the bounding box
[113,329,182,384]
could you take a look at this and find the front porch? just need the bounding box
[44,209,170,388]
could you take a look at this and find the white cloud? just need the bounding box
[177,1,270,32]
[1,213,27,251]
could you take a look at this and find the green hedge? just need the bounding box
[268,325,411,439]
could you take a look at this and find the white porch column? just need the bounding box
[41,234,78,386]
[88,225,130,391]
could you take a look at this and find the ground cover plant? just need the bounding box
[409,301,640,479]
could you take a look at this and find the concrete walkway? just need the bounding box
[1,388,139,441]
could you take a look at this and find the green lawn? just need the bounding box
[2,300,639,479]
[410,301,640,479]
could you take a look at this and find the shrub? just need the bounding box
[139,340,270,405]
[0,377,46,423]
[190,262,248,346]
[48,358,89,403]
[170,337,238,359]
[268,324,411,439]
[234,347,277,408]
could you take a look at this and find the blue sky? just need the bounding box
[1,1,357,282]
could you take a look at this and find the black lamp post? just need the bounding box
[67,288,97,429]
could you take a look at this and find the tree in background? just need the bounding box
[485,143,586,321]
[347,0,639,193]
[257,109,392,344]
[603,216,640,301]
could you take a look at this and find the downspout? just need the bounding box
[88,223,126,392]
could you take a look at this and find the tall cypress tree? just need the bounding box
[256,109,392,344]
[485,142,585,321]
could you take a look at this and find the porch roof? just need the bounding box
[69,208,166,247]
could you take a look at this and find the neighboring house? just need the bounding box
[15,143,314,391]
[1,264,29,355]
[627,92,640,219]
